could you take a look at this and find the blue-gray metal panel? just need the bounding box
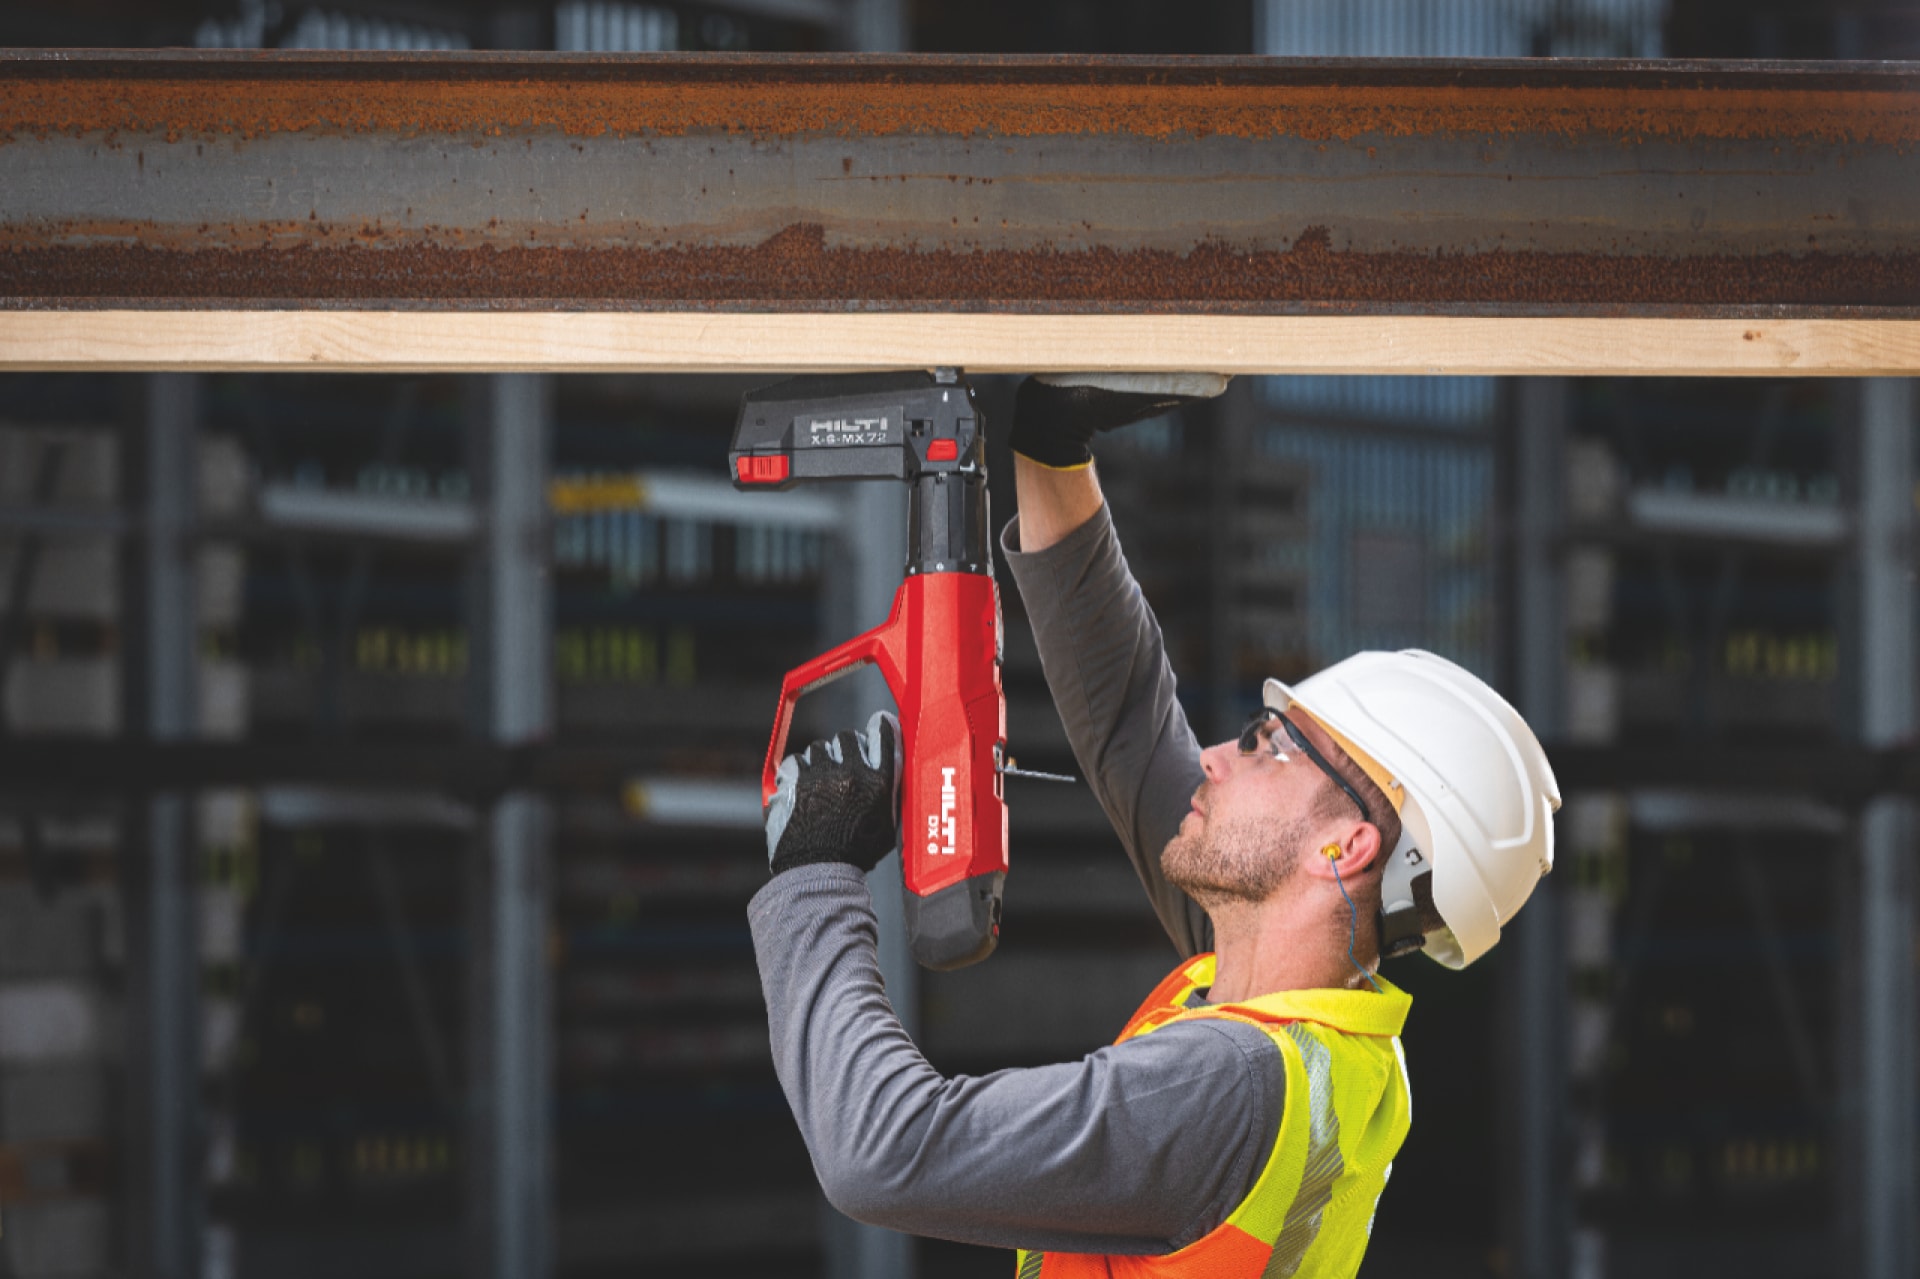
[1855,377,1916,1279]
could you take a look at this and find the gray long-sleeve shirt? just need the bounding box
[748,504,1286,1253]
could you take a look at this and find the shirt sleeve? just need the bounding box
[1001,504,1213,956]
[751,865,1284,1254]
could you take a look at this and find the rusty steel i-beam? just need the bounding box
[0,50,1917,373]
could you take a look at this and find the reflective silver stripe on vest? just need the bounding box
[1016,1251,1046,1279]
[1263,1025,1344,1278]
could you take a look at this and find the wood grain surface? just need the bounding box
[3,312,1916,376]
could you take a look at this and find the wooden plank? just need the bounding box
[1,312,1916,376]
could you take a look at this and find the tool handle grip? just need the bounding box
[761,602,907,806]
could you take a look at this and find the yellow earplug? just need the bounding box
[1322,843,1342,861]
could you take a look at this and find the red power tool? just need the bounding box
[731,370,1062,970]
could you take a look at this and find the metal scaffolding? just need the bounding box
[1506,376,1572,1279]
[1853,377,1916,1279]
[465,374,555,1279]
[123,374,206,1279]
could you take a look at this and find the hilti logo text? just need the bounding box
[926,767,958,856]
[808,415,891,446]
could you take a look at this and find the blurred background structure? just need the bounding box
[0,1,1918,1278]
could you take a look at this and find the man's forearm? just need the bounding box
[749,865,1275,1254]
[1012,455,1105,553]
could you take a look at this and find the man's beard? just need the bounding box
[1162,809,1319,908]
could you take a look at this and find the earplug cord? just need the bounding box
[1329,854,1382,994]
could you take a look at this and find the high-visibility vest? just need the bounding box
[1015,954,1413,1279]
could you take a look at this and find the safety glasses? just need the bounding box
[1238,708,1373,827]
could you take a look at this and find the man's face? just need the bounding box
[1162,712,1350,907]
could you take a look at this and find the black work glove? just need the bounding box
[765,710,902,876]
[1007,373,1232,469]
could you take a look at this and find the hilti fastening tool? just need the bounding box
[729,369,1069,970]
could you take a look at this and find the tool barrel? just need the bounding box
[907,471,990,577]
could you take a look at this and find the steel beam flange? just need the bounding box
[1,50,1916,318]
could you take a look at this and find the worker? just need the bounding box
[749,374,1561,1277]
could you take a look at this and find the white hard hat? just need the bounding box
[1264,650,1560,969]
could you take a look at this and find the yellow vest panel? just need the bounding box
[1015,955,1413,1279]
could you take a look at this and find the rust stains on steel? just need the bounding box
[3,52,1917,316]
[5,225,1917,313]
[0,51,1916,146]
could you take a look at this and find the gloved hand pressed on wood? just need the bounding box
[765,710,902,876]
[1007,373,1233,470]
